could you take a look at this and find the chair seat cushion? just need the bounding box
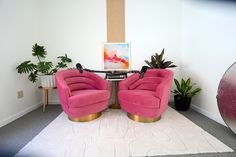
[118,90,160,108]
[69,90,110,108]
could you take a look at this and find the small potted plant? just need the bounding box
[16,43,72,87]
[145,48,177,69]
[172,78,201,111]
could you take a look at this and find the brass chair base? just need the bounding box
[68,112,102,122]
[127,113,161,123]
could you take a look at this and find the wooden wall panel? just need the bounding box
[106,0,125,42]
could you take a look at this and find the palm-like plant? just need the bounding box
[145,48,177,69]
[172,78,201,98]
[16,43,72,83]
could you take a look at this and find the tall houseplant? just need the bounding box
[16,43,72,87]
[172,78,201,111]
[145,48,177,69]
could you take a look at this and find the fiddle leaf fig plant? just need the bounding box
[16,43,72,83]
[145,48,177,69]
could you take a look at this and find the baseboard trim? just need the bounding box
[48,100,60,104]
[191,103,226,126]
[169,97,174,102]
[0,102,42,128]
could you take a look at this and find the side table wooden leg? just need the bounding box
[114,81,119,105]
[39,86,55,112]
[45,89,48,105]
[109,81,121,109]
[43,89,48,112]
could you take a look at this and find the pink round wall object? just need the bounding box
[217,62,236,134]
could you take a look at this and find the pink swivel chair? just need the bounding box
[118,69,173,122]
[56,70,110,122]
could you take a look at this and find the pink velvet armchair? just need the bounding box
[56,70,110,122]
[118,69,173,122]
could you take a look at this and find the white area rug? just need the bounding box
[15,107,233,157]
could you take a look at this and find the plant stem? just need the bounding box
[36,56,41,62]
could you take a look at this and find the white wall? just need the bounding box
[38,0,106,69]
[2,0,235,127]
[181,0,236,125]
[38,0,107,103]
[0,0,41,127]
[40,0,183,103]
[126,0,183,96]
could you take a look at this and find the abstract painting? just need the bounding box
[103,43,130,71]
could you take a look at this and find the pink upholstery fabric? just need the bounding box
[56,70,110,118]
[118,69,173,118]
[69,90,110,108]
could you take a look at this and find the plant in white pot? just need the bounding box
[16,43,72,87]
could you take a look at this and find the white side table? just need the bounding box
[38,86,56,112]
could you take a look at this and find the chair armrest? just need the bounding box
[155,81,166,99]
[155,71,173,110]
[97,79,110,90]
[119,73,140,90]
[56,76,71,107]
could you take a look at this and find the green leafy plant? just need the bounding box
[172,78,201,98]
[16,43,72,83]
[145,48,177,69]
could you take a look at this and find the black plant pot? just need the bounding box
[174,95,192,111]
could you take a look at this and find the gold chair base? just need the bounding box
[127,113,161,123]
[109,104,121,109]
[69,112,102,122]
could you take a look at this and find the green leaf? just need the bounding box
[16,61,37,74]
[186,78,190,85]
[28,71,38,82]
[161,61,172,69]
[168,64,177,68]
[32,43,47,58]
[156,53,162,68]
[189,88,201,97]
[56,62,67,68]
[144,48,177,69]
[174,79,182,93]
[145,60,154,68]
[57,54,72,63]
[182,78,190,95]
[151,56,156,67]
[181,78,186,96]
[171,89,181,95]
[160,48,164,56]
[173,77,201,98]
[37,61,53,74]
[48,68,58,75]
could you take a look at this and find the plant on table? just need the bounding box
[16,43,72,86]
[145,48,177,69]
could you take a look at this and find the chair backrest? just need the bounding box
[128,69,173,91]
[128,77,162,91]
[57,70,101,92]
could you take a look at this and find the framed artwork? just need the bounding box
[103,43,130,71]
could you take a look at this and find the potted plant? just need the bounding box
[145,48,177,69]
[172,78,201,111]
[16,43,72,87]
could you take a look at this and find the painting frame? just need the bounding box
[103,42,131,71]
